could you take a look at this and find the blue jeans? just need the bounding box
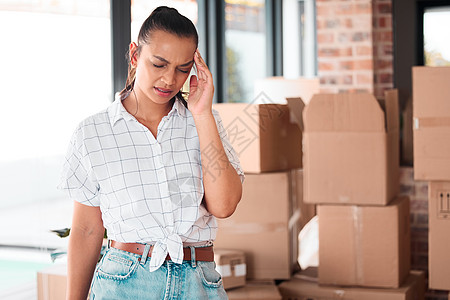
[89,246,228,299]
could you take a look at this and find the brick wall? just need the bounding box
[400,167,448,300]
[316,0,393,98]
[372,0,394,98]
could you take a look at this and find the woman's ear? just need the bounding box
[129,42,138,67]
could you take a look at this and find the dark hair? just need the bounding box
[119,6,199,104]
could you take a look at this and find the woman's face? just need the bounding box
[134,30,196,104]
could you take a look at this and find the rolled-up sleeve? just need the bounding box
[212,109,245,184]
[57,125,100,206]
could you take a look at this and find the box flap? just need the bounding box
[286,97,305,131]
[304,93,386,132]
[384,89,399,132]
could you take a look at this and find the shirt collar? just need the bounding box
[108,94,187,127]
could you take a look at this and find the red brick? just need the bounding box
[342,75,353,85]
[325,19,340,29]
[316,19,325,29]
[339,60,354,70]
[400,167,414,183]
[317,32,334,43]
[352,32,370,42]
[318,61,336,71]
[376,3,391,14]
[343,18,353,28]
[375,59,393,70]
[416,185,429,201]
[375,31,392,42]
[400,184,415,195]
[382,44,393,55]
[356,45,372,56]
[338,32,351,43]
[318,47,352,57]
[415,212,429,225]
[319,76,338,85]
[378,16,392,28]
[342,48,353,56]
[356,2,371,14]
[354,59,373,70]
[356,73,373,84]
[316,4,331,16]
[336,3,353,15]
[410,199,428,212]
[378,72,393,84]
[318,48,339,57]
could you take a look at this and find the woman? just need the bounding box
[59,6,244,299]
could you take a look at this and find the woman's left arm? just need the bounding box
[188,50,243,218]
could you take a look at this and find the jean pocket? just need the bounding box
[96,249,139,281]
[196,261,223,288]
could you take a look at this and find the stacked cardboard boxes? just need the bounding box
[413,66,450,292]
[304,90,412,287]
[278,90,422,298]
[213,100,316,286]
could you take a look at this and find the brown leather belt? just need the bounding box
[110,241,214,262]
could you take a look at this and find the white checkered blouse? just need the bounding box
[58,97,244,272]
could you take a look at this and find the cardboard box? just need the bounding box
[37,264,67,300]
[278,270,425,300]
[214,249,247,290]
[301,90,399,205]
[213,102,302,173]
[214,169,316,279]
[428,181,450,290]
[413,66,450,180]
[227,280,282,300]
[318,196,410,288]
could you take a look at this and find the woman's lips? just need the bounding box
[154,87,173,97]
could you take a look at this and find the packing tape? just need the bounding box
[413,117,450,129]
[216,264,232,277]
[234,263,247,276]
[352,206,364,285]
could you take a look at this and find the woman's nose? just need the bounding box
[161,69,175,86]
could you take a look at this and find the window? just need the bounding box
[423,6,450,66]
[225,0,266,103]
[283,0,317,78]
[0,0,110,294]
